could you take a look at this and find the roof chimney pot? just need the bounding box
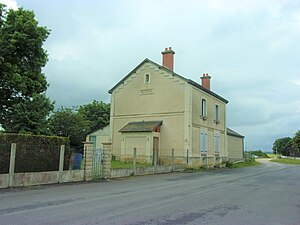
[201,73,211,90]
[161,47,175,71]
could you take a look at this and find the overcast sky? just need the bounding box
[2,0,300,151]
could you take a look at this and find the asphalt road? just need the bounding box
[0,160,299,225]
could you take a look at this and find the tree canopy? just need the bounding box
[78,100,110,130]
[0,4,111,152]
[49,102,110,151]
[272,137,292,156]
[49,107,90,150]
[292,130,300,156]
[0,4,51,132]
[3,93,54,134]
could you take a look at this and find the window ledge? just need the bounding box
[200,116,207,120]
[214,120,220,124]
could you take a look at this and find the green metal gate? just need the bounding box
[92,148,103,179]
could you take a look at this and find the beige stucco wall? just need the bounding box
[111,115,184,161]
[109,60,230,165]
[124,135,147,158]
[120,132,160,163]
[112,62,186,116]
[86,125,110,150]
[110,62,186,161]
[191,87,227,159]
[227,135,244,160]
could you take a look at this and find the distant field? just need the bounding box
[270,158,300,165]
[267,154,276,158]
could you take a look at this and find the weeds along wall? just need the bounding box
[0,133,70,174]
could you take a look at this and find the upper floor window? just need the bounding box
[214,104,220,124]
[144,74,150,84]
[201,98,207,119]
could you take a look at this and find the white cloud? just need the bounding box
[15,0,300,151]
[48,43,80,61]
[291,78,300,86]
[0,0,18,10]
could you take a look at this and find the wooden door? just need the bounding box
[153,137,159,165]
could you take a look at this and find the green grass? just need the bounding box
[184,167,201,172]
[111,160,151,169]
[270,158,300,165]
[267,154,276,158]
[227,159,261,168]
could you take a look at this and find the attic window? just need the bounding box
[144,74,150,84]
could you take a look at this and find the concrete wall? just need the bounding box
[0,170,84,188]
[227,135,244,160]
[110,165,186,178]
[0,143,87,189]
[0,174,9,188]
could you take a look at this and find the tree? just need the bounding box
[0,4,50,132]
[292,130,300,157]
[248,150,268,158]
[49,107,90,151]
[2,93,54,134]
[78,100,110,130]
[272,137,292,156]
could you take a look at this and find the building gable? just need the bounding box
[111,60,187,116]
[109,59,186,94]
[109,58,228,104]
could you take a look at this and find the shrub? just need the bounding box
[225,161,234,168]
[0,133,71,173]
[0,142,11,173]
[111,154,116,161]
[247,150,269,158]
[245,158,255,163]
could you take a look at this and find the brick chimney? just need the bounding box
[201,73,211,90]
[161,47,175,71]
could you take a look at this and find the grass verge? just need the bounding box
[111,160,151,169]
[270,158,300,165]
[227,159,261,168]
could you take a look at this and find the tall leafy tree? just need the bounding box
[78,100,110,130]
[292,130,300,157]
[0,4,50,132]
[272,137,292,155]
[2,94,54,134]
[49,107,90,150]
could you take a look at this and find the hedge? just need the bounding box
[0,133,71,174]
[0,142,11,174]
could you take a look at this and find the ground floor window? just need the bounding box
[200,131,208,153]
[214,133,221,153]
[89,135,97,149]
